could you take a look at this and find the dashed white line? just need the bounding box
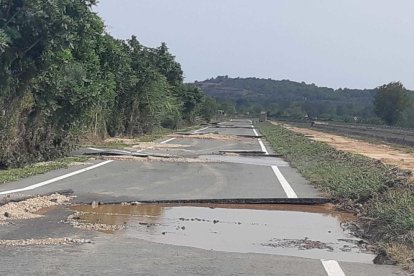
[193,126,209,134]
[271,166,298,198]
[258,139,269,155]
[87,147,105,152]
[0,160,113,195]
[321,260,346,276]
[253,128,269,155]
[160,137,176,144]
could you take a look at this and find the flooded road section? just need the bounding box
[70,204,374,263]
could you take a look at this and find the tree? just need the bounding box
[374,82,411,125]
[199,97,218,122]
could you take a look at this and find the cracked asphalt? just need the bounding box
[0,119,405,275]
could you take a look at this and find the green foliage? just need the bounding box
[195,76,378,119]
[195,77,414,125]
[198,96,219,122]
[0,0,205,168]
[374,82,411,125]
[0,157,89,184]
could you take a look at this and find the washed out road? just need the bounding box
[0,119,403,275]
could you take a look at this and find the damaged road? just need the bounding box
[0,120,406,275]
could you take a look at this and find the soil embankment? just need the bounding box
[274,122,414,177]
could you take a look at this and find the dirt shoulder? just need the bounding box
[273,121,414,177]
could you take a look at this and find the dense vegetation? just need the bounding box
[374,82,411,125]
[0,0,212,168]
[195,76,414,126]
[258,122,414,271]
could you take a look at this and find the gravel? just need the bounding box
[0,194,72,221]
[0,237,91,247]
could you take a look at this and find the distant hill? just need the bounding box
[193,76,378,122]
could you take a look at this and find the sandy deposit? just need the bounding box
[172,133,243,141]
[102,155,219,163]
[0,237,91,247]
[275,122,414,176]
[130,142,190,150]
[0,194,72,221]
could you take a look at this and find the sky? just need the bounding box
[95,0,414,90]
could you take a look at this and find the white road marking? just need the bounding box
[193,126,209,134]
[258,139,269,155]
[160,137,176,144]
[321,260,346,276]
[0,160,113,195]
[87,147,105,152]
[253,128,269,155]
[271,166,298,198]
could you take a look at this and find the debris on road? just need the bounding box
[65,203,373,263]
[262,238,334,251]
[0,237,91,247]
[0,194,72,221]
[67,213,125,233]
[172,133,244,141]
[101,155,219,163]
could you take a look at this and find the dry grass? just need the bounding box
[386,243,414,273]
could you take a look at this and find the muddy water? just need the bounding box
[70,204,374,263]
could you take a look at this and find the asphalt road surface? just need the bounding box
[0,119,404,275]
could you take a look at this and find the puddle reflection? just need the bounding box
[70,204,373,263]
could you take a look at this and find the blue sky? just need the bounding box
[95,0,414,89]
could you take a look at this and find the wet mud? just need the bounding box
[68,203,373,263]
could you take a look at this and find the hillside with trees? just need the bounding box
[194,76,414,126]
[0,0,210,168]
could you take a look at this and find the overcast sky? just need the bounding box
[95,0,414,89]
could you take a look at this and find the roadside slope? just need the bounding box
[258,121,414,272]
[274,121,414,176]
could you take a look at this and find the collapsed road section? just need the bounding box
[0,120,404,275]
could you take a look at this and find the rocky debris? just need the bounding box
[0,237,91,247]
[262,237,334,251]
[0,194,72,221]
[66,213,125,232]
[373,249,398,265]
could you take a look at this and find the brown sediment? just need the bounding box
[274,121,414,178]
[66,204,372,262]
[70,203,356,221]
[0,194,72,221]
[69,204,356,232]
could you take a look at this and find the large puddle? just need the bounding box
[70,204,374,263]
